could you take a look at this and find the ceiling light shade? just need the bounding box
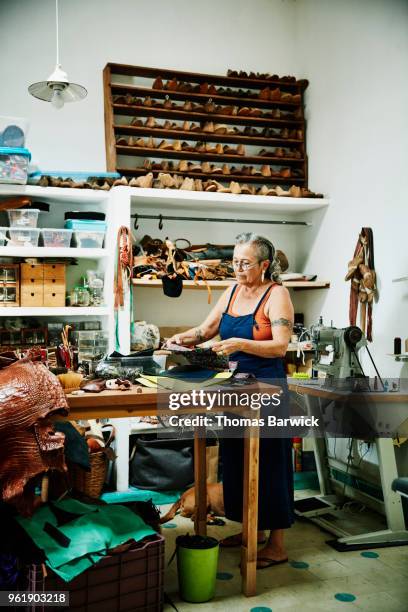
[28,0,87,109]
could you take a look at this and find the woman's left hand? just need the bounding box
[211,338,247,356]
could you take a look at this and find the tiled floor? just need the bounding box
[160,491,408,612]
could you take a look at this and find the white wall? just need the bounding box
[1,0,407,378]
[294,0,408,377]
[0,0,298,170]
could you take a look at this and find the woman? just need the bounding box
[168,232,294,568]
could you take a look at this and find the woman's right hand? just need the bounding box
[164,330,199,347]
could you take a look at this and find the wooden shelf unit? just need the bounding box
[132,278,330,291]
[104,63,309,188]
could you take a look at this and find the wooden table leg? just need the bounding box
[241,424,259,596]
[194,426,207,536]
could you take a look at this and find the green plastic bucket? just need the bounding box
[176,534,219,603]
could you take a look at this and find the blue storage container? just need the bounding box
[64,219,108,232]
[0,147,31,184]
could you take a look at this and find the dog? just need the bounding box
[160,482,224,524]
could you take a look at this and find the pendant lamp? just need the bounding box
[28,0,87,109]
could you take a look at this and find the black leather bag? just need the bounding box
[129,435,194,491]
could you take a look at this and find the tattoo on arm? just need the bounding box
[194,327,205,342]
[271,318,293,330]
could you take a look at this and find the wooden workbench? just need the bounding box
[67,383,280,597]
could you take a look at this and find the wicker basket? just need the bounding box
[69,451,108,498]
[68,424,115,498]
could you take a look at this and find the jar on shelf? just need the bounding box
[70,286,90,307]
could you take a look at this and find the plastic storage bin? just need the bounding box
[8,228,40,247]
[0,147,31,184]
[65,219,107,232]
[0,116,29,147]
[42,228,72,248]
[7,209,39,228]
[73,230,105,249]
[25,534,164,611]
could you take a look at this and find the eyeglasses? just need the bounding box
[232,259,260,271]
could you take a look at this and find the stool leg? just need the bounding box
[241,426,259,596]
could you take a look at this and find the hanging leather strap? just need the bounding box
[114,226,133,310]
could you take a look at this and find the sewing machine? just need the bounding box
[309,319,385,393]
[290,320,408,550]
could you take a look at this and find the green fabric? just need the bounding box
[101,487,182,505]
[17,499,155,582]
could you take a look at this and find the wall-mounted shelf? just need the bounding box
[130,186,328,214]
[132,278,330,290]
[387,353,408,362]
[0,247,108,259]
[0,307,110,317]
[0,184,109,204]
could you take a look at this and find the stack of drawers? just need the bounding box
[20,263,66,307]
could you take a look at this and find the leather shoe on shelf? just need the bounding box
[181,141,196,152]
[177,160,188,172]
[289,185,302,197]
[190,123,201,132]
[203,121,215,133]
[261,165,272,177]
[212,166,223,174]
[280,92,293,102]
[158,140,173,150]
[146,136,156,148]
[293,108,303,120]
[226,126,239,134]
[163,120,172,130]
[243,126,259,136]
[166,78,178,91]
[163,97,174,109]
[144,117,156,128]
[205,143,218,154]
[189,163,202,172]
[222,105,237,115]
[134,137,146,147]
[116,136,128,146]
[215,143,224,154]
[227,69,238,77]
[129,173,153,188]
[205,100,217,113]
[143,160,153,170]
[158,172,177,188]
[249,108,263,117]
[230,181,241,194]
[230,166,240,175]
[195,179,204,191]
[224,145,238,155]
[214,124,227,134]
[178,82,193,93]
[152,77,163,90]
[274,147,285,157]
[180,177,195,190]
[259,87,271,100]
[251,167,262,176]
[257,184,277,196]
[200,82,209,94]
[240,165,250,175]
[201,162,212,173]
[237,144,245,155]
[172,140,182,151]
[292,93,301,103]
[270,88,281,101]
[280,128,289,139]
[143,97,153,107]
[280,168,291,178]
[222,164,230,175]
[183,101,193,111]
[262,127,277,138]
[204,180,218,192]
[240,184,254,195]
[237,107,251,116]
[195,142,206,153]
[276,185,290,196]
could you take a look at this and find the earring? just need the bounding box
[261,270,265,282]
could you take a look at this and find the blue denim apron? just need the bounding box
[219,284,294,530]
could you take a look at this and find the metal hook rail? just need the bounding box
[131,213,311,230]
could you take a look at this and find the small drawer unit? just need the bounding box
[20,263,66,307]
[0,263,20,307]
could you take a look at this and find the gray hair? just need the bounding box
[235,232,281,282]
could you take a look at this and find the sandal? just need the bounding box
[256,557,288,570]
